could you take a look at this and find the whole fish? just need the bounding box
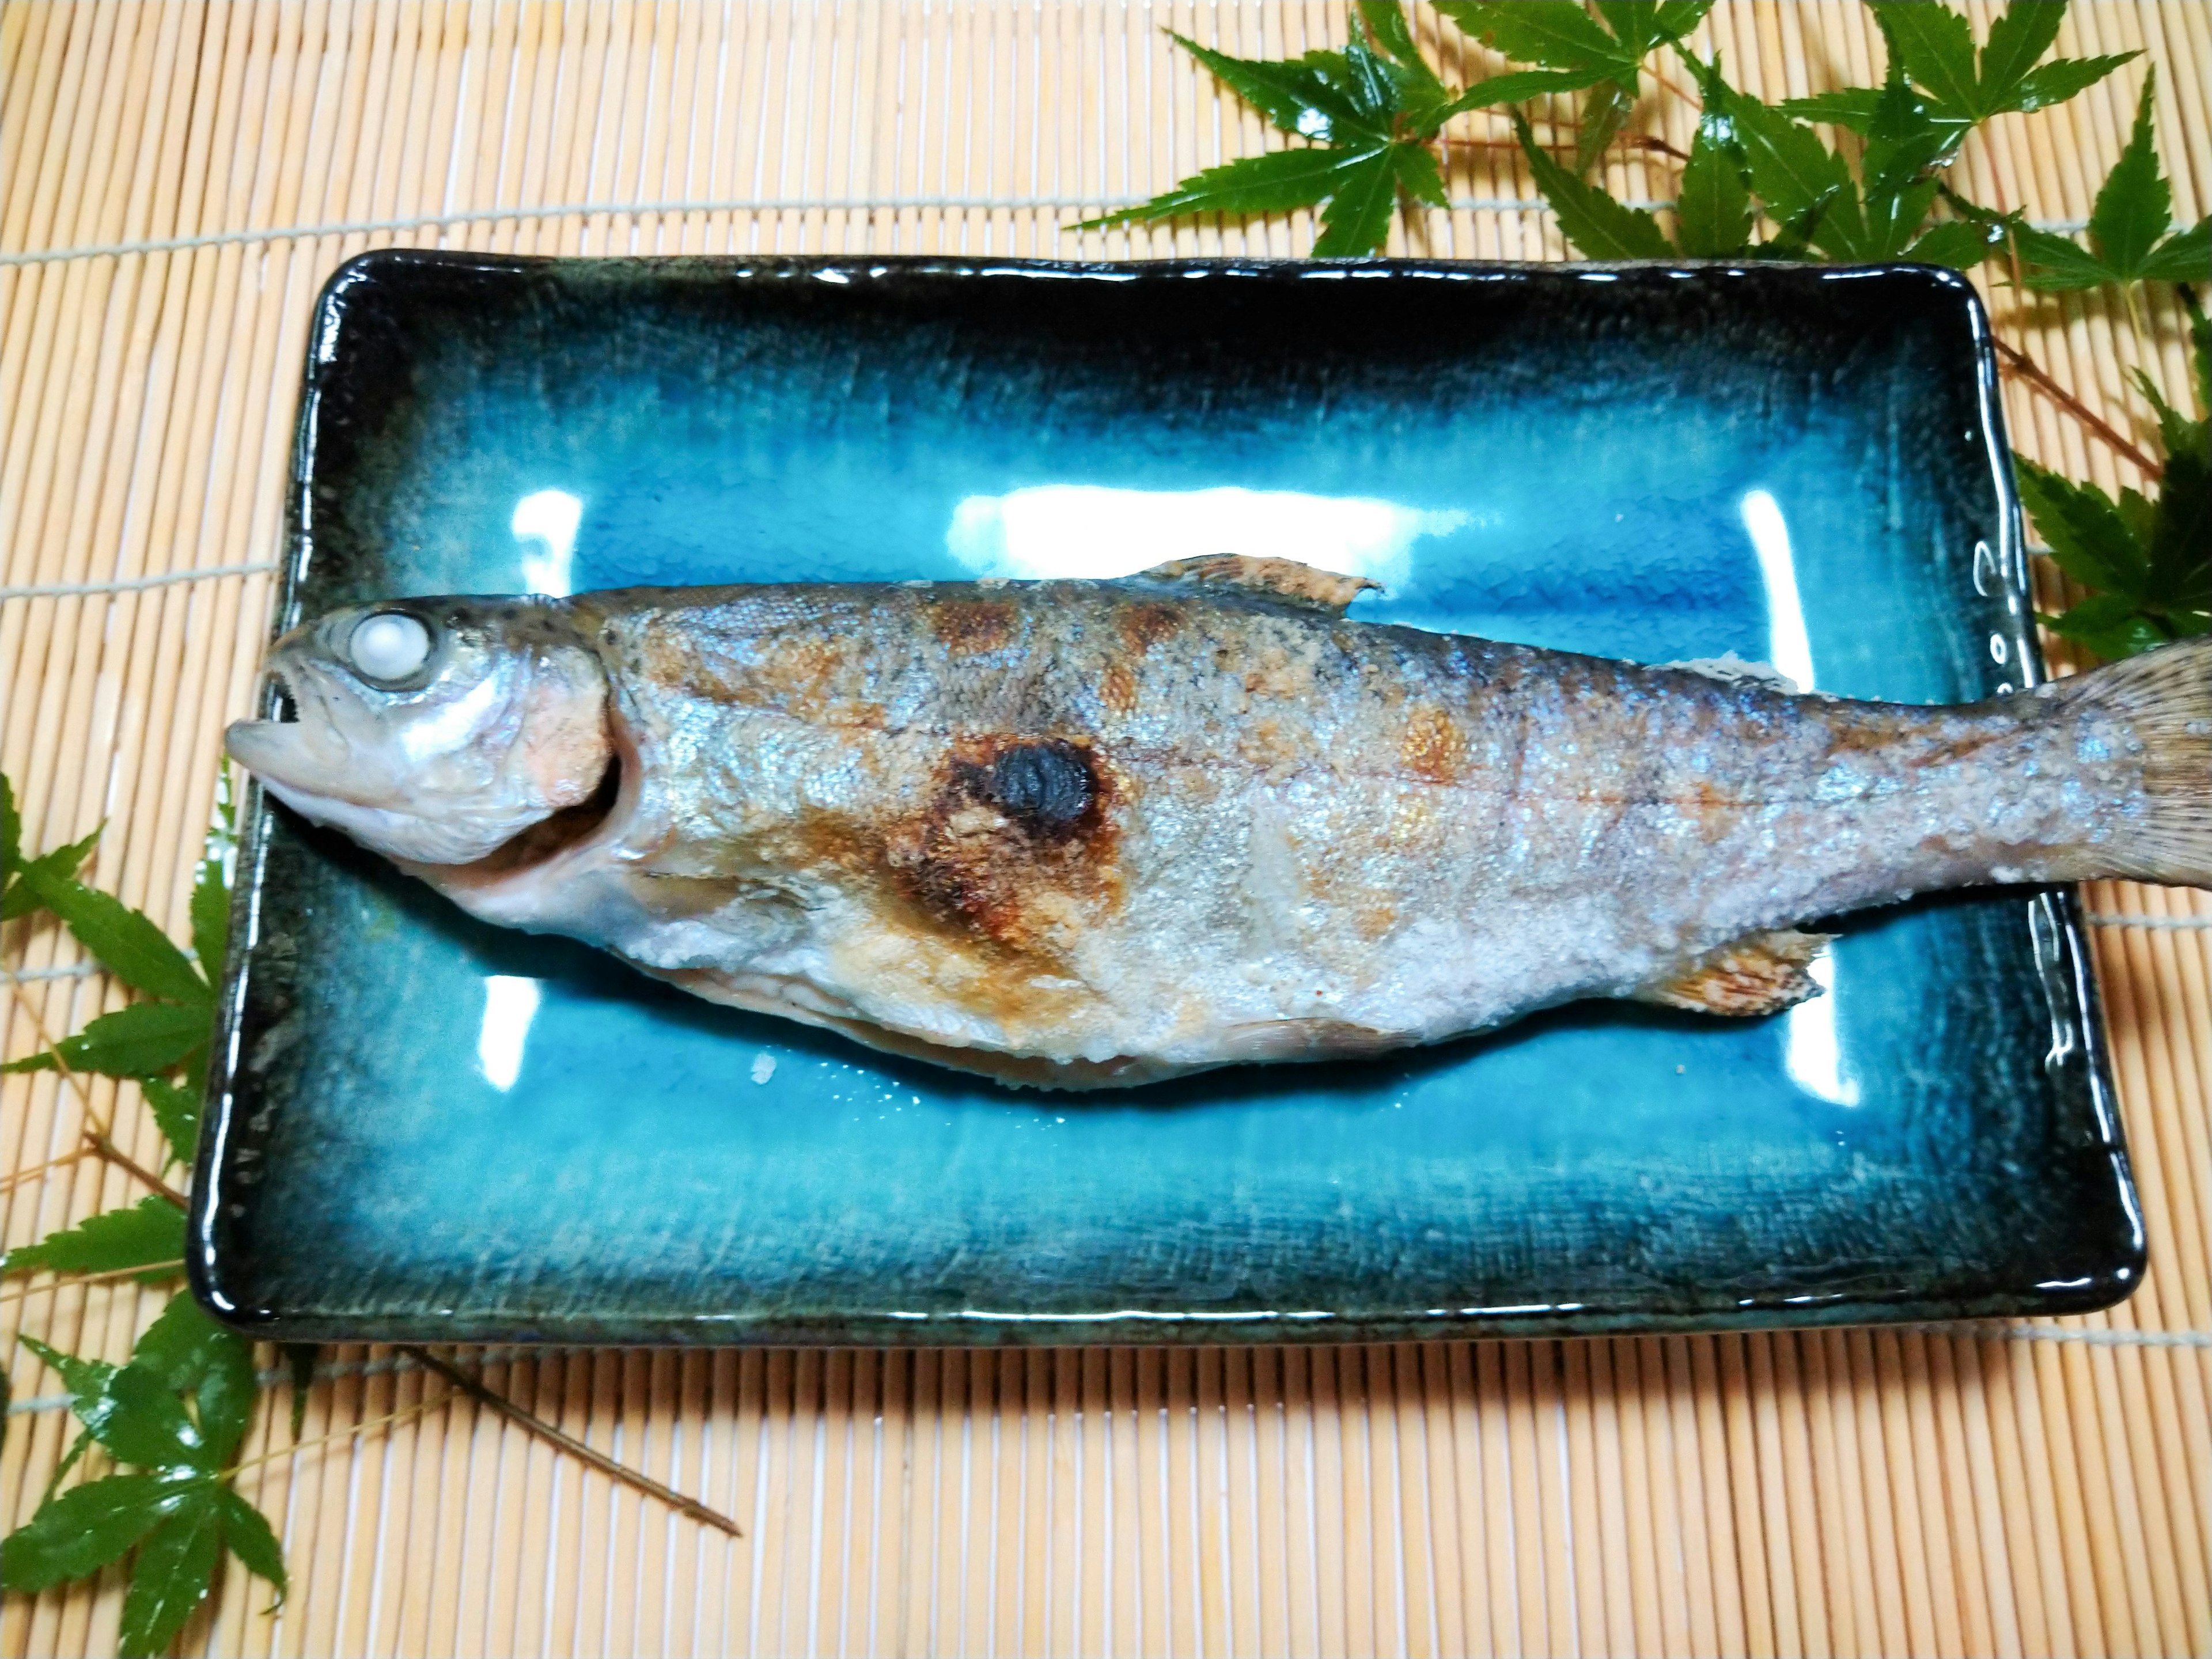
[226,558,2212,1088]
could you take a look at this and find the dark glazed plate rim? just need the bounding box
[191,252,2144,1344]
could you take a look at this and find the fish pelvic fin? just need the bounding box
[1635,929,1834,1018]
[2041,634,2212,885]
[1131,555,1380,615]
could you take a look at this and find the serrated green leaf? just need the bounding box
[1434,1,1631,77]
[42,1427,93,1504]
[1906,217,2005,270]
[216,1485,286,1598]
[1598,0,1715,59]
[1514,114,1673,259]
[2016,456,2151,596]
[1593,1,1658,56]
[2147,447,2211,605]
[1861,74,1960,199]
[1172,38,1382,143]
[24,1339,212,1471]
[2137,219,2209,285]
[2,999,212,1078]
[141,1074,203,1170]
[118,1488,222,1658]
[190,855,228,995]
[1871,1,1979,115]
[1080,145,1380,230]
[1673,121,1751,256]
[1853,176,1942,261]
[1392,139,1449,210]
[132,1294,236,1393]
[1355,0,1438,85]
[1775,88,1885,135]
[0,1474,200,1594]
[1312,147,1403,256]
[1340,32,1399,120]
[1653,0,1716,44]
[4,1194,186,1280]
[2008,52,2136,113]
[2187,297,2210,413]
[191,1330,259,1469]
[20,1336,119,1410]
[2010,219,2113,288]
[2087,71,2171,277]
[2040,594,2172,660]
[1972,0,2067,111]
[2129,372,2192,465]
[1724,87,1851,226]
[0,826,101,922]
[1434,64,1619,120]
[94,1364,213,1471]
[1575,78,1637,176]
[1,774,19,882]
[18,865,208,1006]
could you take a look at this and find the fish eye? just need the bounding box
[346,612,433,684]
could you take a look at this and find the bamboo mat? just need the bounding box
[2,2,2208,1654]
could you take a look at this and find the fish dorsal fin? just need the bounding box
[1635,929,1834,1017]
[1132,555,1380,615]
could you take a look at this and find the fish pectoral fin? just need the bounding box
[1635,929,1835,1017]
[1131,555,1380,615]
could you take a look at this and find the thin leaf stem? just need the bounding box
[9,961,192,1207]
[224,1387,456,1475]
[1994,338,2164,478]
[0,1259,185,1305]
[81,1128,187,1210]
[7,976,116,1142]
[1653,67,1702,111]
[0,1146,95,1192]
[399,1346,745,1537]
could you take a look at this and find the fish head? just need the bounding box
[226,598,613,865]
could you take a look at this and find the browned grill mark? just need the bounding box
[1399,704,1464,785]
[1117,601,1182,653]
[1101,661,1138,715]
[930,599,1016,655]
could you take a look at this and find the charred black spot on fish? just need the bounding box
[968,741,1096,837]
[885,736,1120,950]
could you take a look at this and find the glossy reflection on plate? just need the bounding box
[192,253,2143,1346]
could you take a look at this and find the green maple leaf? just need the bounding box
[1436,0,1714,175]
[2,1195,185,1280]
[1512,112,1671,259]
[1081,3,1509,255]
[1870,0,2134,130]
[2011,71,2210,290]
[2020,309,2212,660]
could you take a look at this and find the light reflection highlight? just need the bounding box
[1741,488,1812,693]
[478,975,541,1091]
[512,488,584,597]
[1741,490,1860,1107]
[945,484,1471,589]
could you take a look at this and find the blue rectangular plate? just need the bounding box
[194,253,2144,1344]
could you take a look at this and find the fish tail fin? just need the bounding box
[2044,636,2212,885]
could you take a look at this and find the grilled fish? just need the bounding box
[226,557,2212,1087]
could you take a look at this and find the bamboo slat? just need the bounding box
[2,3,2207,1655]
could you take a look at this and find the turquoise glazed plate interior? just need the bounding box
[194,253,2144,1344]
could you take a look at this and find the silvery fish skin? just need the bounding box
[226,558,2212,1087]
